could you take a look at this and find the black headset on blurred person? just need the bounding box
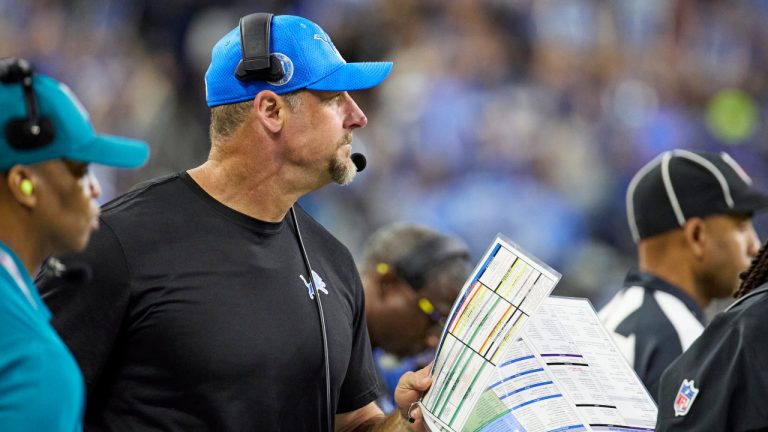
[0,58,56,151]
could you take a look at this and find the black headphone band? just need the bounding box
[394,236,470,292]
[0,57,55,151]
[0,57,33,84]
[235,13,285,82]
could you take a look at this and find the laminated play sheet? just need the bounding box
[425,295,658,432]
[463,296,657,432]
[421,235,561,432]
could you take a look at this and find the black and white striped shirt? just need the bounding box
[598,270,706,401]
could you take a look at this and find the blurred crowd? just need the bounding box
[4,0,768,308]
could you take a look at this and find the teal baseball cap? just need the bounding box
[0,73,149,171]
[205,14,393,107]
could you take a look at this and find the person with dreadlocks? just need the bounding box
[655,241,768,430]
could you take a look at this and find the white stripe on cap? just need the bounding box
[672,149,735,209]
[661,151,687,227]
[626,153,665,243]
[720,151,752,185]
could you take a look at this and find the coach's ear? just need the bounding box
[254,90,287,133]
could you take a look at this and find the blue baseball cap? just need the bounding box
[205,14,393,107]
[0,74,149,171]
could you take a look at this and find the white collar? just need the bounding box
[0,247,38,310]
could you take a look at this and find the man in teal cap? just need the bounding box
[0,57,149,431]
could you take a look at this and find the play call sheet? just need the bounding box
[421,236,561,432]
[463,297,657,432]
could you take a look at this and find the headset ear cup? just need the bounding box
[1,57,56,150]
[5,117,55,150]
[267,54,284,81]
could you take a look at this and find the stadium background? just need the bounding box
[4,0,768,311]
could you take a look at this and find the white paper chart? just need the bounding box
[421,236,561,432]
[461,297,657,432]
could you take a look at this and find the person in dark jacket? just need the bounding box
[656,239,768,431]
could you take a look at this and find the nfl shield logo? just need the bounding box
[674,379,699,416]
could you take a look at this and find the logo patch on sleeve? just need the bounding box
[674,379,699,417]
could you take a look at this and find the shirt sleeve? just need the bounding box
[36,219,131,399]
[336,271,382,413]
[0,336,84,432]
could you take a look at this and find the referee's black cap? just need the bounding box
[627,149,768,242]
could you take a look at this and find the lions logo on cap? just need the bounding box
[267,53,293,87]
[314,32,343,61]
[674,379,699,417]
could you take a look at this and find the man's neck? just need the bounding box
[187,158,311,222]
[0,212,45,275]
[638,260,709,308]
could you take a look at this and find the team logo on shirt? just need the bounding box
[674,379,699,416]
[300,270,329,300]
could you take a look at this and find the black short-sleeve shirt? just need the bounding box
[37,173,380,431]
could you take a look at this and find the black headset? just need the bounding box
[0,57,56,150]
[395,236,470,292]
[234,13,333,431]
[235,13,285,83]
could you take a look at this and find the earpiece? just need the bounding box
[20,179,33,196]
[0,57,55,150]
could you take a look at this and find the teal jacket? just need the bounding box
[0,241,84,431]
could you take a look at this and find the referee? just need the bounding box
[599,149,768,400]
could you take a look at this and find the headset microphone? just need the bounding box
[351,153,366,172]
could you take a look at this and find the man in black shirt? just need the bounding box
[598,149,768,401]
[37,13,430,431]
